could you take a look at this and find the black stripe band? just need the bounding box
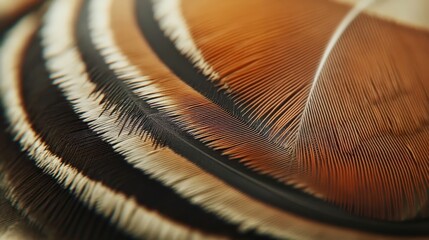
[22,27,253,237]
[0,91,132,240]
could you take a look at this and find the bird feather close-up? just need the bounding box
[0,0,428,239]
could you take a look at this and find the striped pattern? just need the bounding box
[0,0,428,239]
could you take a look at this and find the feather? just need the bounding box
[0,0,42,36]
[0,0,429,239]
[293,3,429,220]
[157,0,351,147]
[153,0,429,222]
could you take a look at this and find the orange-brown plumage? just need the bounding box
[0,0,428,239]
[179,0,429,221]
[181,0,350,146]
[294,11,429,221]
[0,0,40,30]
[110,0,296,179]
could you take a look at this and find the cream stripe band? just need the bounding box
[0,2,212,240]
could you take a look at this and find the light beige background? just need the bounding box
[334,0,429,29]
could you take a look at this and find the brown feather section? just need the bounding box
[102,2,429,235]
[111,0,429,223]
[0,0,41,30]
[181,0,429,221]
[110,0,296,181]
[294,13,429,220]
[181,0,350,147]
